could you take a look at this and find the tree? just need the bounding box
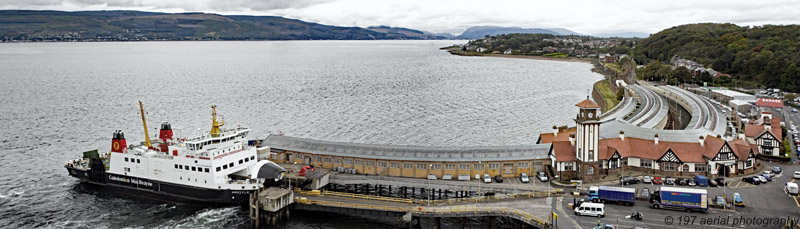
[781,63,798,92]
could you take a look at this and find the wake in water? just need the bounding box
[155,207,245,229]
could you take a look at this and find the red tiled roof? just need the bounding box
[575,99,600,108]
[744,117,782,140]
[588,135,753,163]
[756,98,783,108]
[552,141,576,162]
[538,127,576,144]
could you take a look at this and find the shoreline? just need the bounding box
[446,50,593,64]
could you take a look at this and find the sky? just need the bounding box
[1,0,800,36]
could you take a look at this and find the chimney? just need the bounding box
[699,136,704,147]
[619,130,625,141]
[553,125,558,137]
[569,134,575,146]
[654,134,659,145]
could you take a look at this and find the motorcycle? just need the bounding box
[625,212,643,221]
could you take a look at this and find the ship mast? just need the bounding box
[139,101,152,147]
[210,105,224,137]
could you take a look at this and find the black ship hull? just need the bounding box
[66,166,253,205]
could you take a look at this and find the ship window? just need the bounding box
[136,159,140,163]
[223,164,228,169]
[174,164,178,169]
[191,167,196,171]
[184,166,189,171]
[229,162,234,168]
[251,156,255,160]
[216,167,221,172]
[204,168,209,173]
[239,159,243,164]
[244,157,249,162]
[124,157,129,162]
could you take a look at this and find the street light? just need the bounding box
[478,161,482,197]
[428,164,432,204]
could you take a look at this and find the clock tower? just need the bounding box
[574,97,601,163]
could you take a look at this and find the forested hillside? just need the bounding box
[635,23,800,91]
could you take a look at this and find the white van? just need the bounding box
[786,183,799,195]
[574,202,605,217]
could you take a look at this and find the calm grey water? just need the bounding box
[0,40,601,228]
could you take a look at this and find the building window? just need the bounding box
[315,156,322,162]
[354,160,363,165]
[334,158,342,164]
[764,140,772,147]
[445,164,455,170]
[460,164,470,170]
[488,163,499,170]
[366,161,375,166]
[640,160,652,168]
[474,164,485,170]
[403,163,413,169]
[518,162,529,168]
[343,159,352,165]
[746,159,753,168]
[564,162,573,171]
[696,164,706,172]
[432,164,441,170]
[587,166,594,175]
[417,164,426,169]
[324,157,332,163]
[390,162,399,168]
[662,163,675,171]
[588,150,594,160]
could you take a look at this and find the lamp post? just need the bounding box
[428,164,432,205]
[478,161,482,197]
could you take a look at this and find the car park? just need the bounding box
[653,176,662,184]
[642,176,651,183]
[537,171,549,182]
[574,202,605,217]
[520,173,530,183]
[734,193,744,207]
[494,175,504,183]
[483,174,492,183]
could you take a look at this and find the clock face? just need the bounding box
[588,112,594,118]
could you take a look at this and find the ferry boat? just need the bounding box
[65,102,286,205]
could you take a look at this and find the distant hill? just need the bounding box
[0,10,447,41]
[592,31,649,38]
[366,26,446,39]
[455,26,582,39]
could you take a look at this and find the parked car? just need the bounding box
[709,179,718,187]
[742,176,760,185]
[794,171,800,179]
[787,182,799,195]
[520,173,530,183]
[537,171,549,182]
[756,176,768,183]
[675,178,687,186]
[734,193,744,207]
[483,174,492,183]
[593,224,616,229]
[620,176,639,185]
[653,176,662,184]
[641,188,650,199]
[494,175,504,183]
[764,170,774,176]
[642,176,652,183]
[715,178,727,186]
[664,177,675,185]
[762,174,773,182]
[773,166,783,174]
[688,180,696,186]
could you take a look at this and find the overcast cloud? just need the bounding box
[1,0,799,35]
